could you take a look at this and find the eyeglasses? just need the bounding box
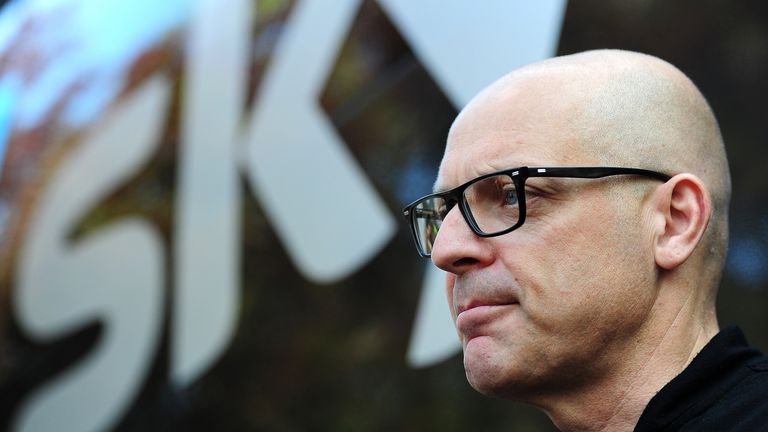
[402,166,672,257]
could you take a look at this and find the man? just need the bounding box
[403,49,768,431]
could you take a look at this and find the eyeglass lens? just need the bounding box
[412,196,447,255]
[411,174,521,255]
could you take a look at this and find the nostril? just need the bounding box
[453,257,479,267]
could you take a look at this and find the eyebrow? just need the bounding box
[431,161,536,194]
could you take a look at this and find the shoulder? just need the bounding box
[680,348,768,430]
[636,326,768,431]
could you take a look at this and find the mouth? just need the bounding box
[455,300,519,340]
[457,298,518,316]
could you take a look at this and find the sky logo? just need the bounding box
[6,0,566,430]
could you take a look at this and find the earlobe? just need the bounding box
[654,174,712,270]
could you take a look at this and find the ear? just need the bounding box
[653,174,712,270]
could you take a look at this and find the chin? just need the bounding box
[466,374,500,396]
[463,349,538,401]
[464,352,518,398]
[466,369,520,399]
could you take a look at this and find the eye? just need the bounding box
[502,186,519,207]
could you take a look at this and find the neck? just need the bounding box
[538,282,719,432]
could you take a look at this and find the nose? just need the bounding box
[430,205,493,274]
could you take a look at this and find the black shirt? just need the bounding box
[635,325,768,431]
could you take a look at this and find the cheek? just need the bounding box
[566,226,654,330]
[445,273,457,318]
[511,200,654,333]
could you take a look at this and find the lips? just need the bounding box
[455,301,519,341]
[452,276,520,341]
[456,292,519,316]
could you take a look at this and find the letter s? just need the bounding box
[13,75,171,432]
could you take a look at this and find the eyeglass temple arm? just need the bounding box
[526,167,672,182]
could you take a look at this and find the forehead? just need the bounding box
[436,78,591,191]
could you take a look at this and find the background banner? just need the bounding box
[0,1,766,430]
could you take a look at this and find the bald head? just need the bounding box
[447,49,730,291]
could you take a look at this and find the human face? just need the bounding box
[432,80,659,401]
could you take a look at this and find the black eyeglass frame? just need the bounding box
[402,166,672,257]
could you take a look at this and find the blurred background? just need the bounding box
[0,0,766,431]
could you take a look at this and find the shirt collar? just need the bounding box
[635,325,763,431]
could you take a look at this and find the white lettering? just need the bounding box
[241,0,395,284]
[172,0,251,387]
[13,76,171,432]
[388,0,568,366]
[8,2,570,429]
